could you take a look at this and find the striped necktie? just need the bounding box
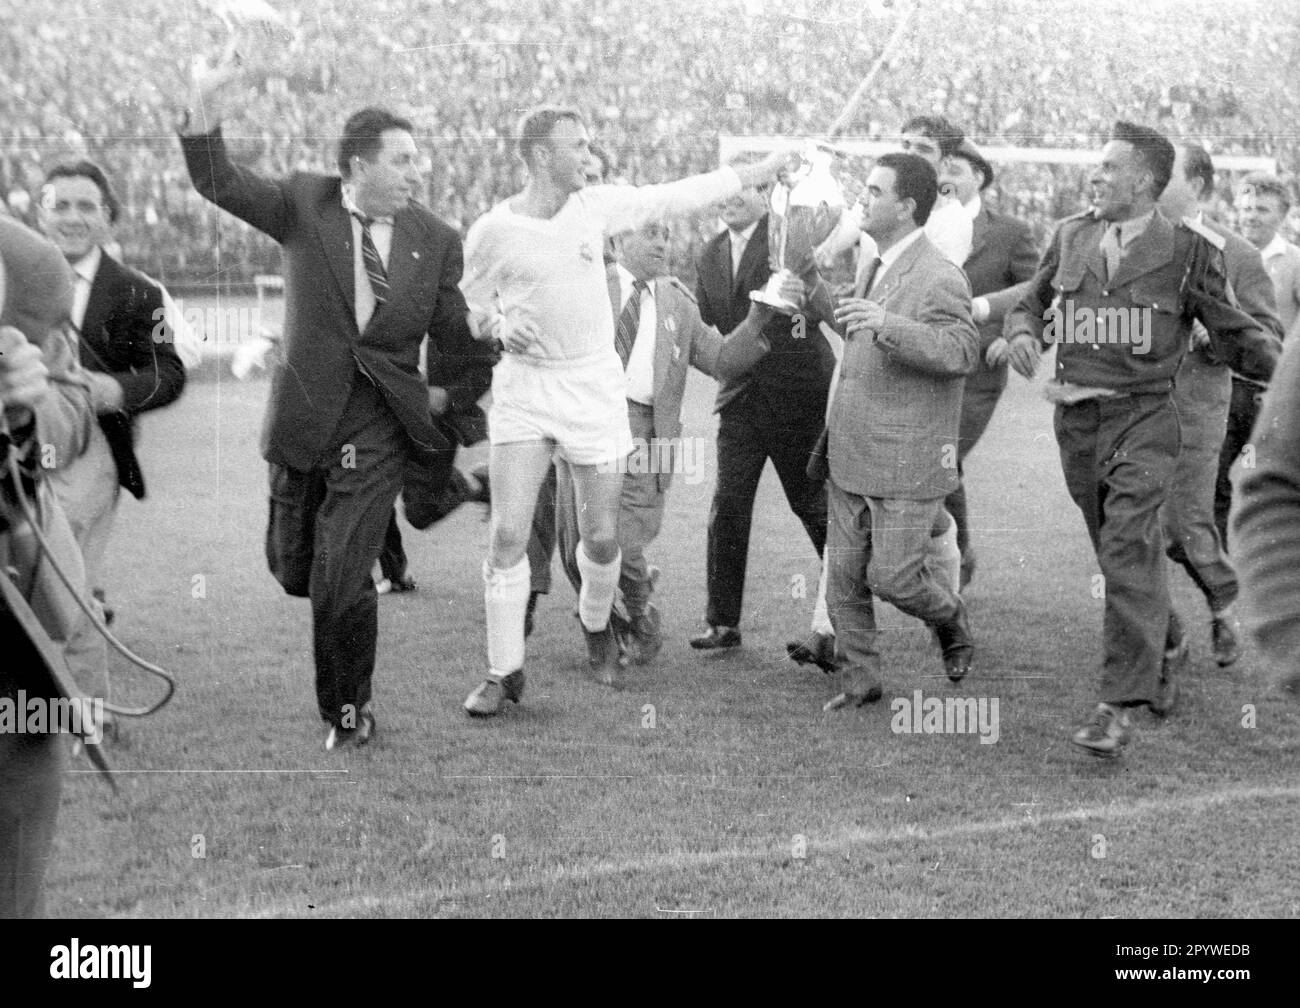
[352,212,390,305]
[615,280,649,368]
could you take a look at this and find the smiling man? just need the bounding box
[179,45,493,750]
[1005,122,1279,758]
[38,161,187,714]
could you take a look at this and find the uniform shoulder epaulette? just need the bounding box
[665,275,698,303]
[1179,215,1226,251]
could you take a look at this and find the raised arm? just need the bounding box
[592,146,799,238]
[177,40,293,242]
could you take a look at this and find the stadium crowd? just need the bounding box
[3,0,1298,286]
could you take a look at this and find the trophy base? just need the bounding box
[750,271,800,316]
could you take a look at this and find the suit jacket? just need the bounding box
[1193,220,1283,381]
[964,204,1038,382]
[825,233,979,500]
[77,252,186,498]
[1008,209,1278,393]
[1262,237,1300,341]
[695,214,835,416]
[180,128,492,471]
[607,267,772,490]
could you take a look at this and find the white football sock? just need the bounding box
[810,553,833,635]
[484,556,530,676]
[576,541,620,632]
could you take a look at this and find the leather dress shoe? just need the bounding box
[583,623,623,688]
[1150,637,1188,717]
[627,604,663,665]
[1071,703,1132,758]
[689,625,741,650]
[823,683,883,711]
[324,703,376,750]
[934,604,974,683]
[787,632,837,674]
[464,669,526,717]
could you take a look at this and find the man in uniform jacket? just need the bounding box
[1006,122,1278,759]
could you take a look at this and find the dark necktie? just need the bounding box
[352,212,390,305]
[615,279,649,368]
[856,256,883,298]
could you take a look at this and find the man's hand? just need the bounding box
[733,141,806,189]
[0,325,51,422]
[186,35,247,129]
[773,270,806,309]
[427,386,450,416]
[86,371,124,414]
[985,335,1009,367]
[1005,333,1042,379]
[834,297,886,340]
[492,313,541,355]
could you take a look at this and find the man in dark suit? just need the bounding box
[180,47,492,749]
[1156,143,1283,670]
[690,182,836,650]
[38,161,186,706]
[938,141,1040,588]
[820,152,980,710]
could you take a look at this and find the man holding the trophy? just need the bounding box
[690,148,841,653]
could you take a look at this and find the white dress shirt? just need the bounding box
[69,245,102,334]
[871,226,926,294]
[342,184,393,331]
[726,220,759,281]
[616,263,657,405]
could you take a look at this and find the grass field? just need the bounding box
[44,317,1300,918]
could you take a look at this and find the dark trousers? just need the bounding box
[705,399,827,629]
[528,464,558,595]
[266,379,408,727]
[377,511,407,583]
[0,631,63,920]
[944,364,1007,554]
[1215,378,1263,548]
[1054,393,1180,706]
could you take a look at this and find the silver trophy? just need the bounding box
[750,142,846,314]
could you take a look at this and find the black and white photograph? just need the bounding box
[1,0,1297,939]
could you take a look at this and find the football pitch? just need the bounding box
[46,314,1300,918]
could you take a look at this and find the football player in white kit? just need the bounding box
[460,107,795,715]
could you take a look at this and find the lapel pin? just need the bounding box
[412,251,420,259]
